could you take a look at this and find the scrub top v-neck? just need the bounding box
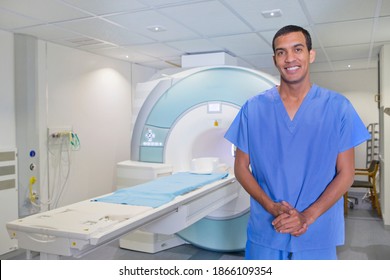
[272,86,314,134]
[225,84,370,252]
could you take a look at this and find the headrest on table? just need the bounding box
[190,157,227,174]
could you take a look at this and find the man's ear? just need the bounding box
[309,49,316,64]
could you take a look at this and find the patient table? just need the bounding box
[6,173,238,259]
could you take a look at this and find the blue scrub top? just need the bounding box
[225,84,370,251]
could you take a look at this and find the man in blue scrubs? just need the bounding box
[224,25,370,260]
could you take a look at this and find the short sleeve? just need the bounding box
[224,102,249,154]
[339,99,371,152]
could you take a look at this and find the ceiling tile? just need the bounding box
[314,19,373,47]
[210,33,270,56]
[224,0,309,31]
[14,24,80,41]
[324,44,372,62]
[309,61,334,73]
[159,0,252,37]
[303,0,377,24]
[0,0,89,22]
[332,59,377,71]
[125,43,183,58]
[0,8,41,30]
[91,46,156,62]
[375,16,390,42]
[106,10,200,41]
[140,0,207,7]
[57,18,154,45]
[241,53,275,69]
[167,38,223,54]
[62,0,147,15]
[380,0,390,16]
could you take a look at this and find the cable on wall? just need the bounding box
[34,129,80,210]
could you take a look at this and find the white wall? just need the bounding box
[311,69,379,168]
[0,30,15,147]
[43,43,133,206]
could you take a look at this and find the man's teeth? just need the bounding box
[287,66,299,70]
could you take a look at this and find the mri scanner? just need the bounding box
[6,65,277,259]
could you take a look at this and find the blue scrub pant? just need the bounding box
[245,241,337,260]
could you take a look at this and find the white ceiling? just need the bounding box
[1,0,390,75]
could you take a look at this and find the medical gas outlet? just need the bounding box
[29,176,38,203]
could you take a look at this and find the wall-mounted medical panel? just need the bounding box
[14,34,41,217]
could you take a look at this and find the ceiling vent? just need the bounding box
[66,37,103,47]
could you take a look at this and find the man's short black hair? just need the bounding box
[272,25,312,52]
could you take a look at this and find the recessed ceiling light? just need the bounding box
[261,9,282,18]
[147,25,167,32]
